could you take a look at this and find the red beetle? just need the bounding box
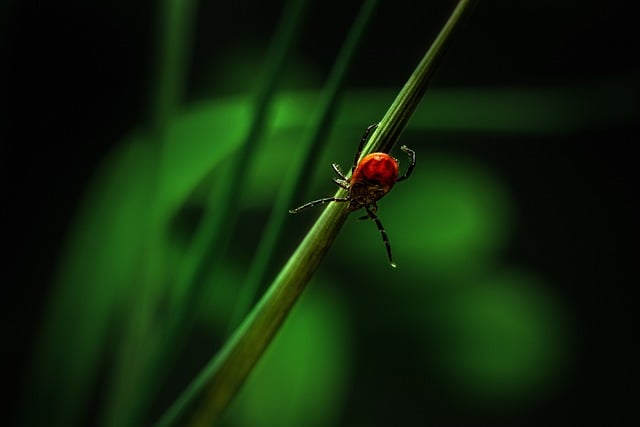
[290,124,416,267]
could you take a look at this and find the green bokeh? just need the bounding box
[9,0,637,423]
[22,87,582,426]
[341,151,511,282]
[427,270,570,405]
[223,284,352,427]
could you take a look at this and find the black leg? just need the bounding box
[332,178,349,190]
[332,163,347,180]
[365,206,396,267]
[397,145,416,182]
[289,197,350,213]
[352,123,379,173]
[332,164,349,189]
[357,202,377,220]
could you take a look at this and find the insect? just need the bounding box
[289,124,416,267]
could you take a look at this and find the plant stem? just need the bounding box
[154,1,475,426]
[172,0,311,317]
[367,0,476,156]
[225,0,380,340]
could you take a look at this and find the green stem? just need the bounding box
[154,1,475,426]
[226,0,380,338]
[367,0,476,155]
[171,0,310,328]
[154,0,310,423]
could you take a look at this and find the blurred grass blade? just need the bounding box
[149,0,197,137]
[20,0,198,425]
[154,1,476,426]
[226,0,380,338]
[100,0,199,424]
[156,0,311,422]
[169,0,311,335]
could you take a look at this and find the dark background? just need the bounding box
[4,0,637,425]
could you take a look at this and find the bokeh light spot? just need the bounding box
[224,284,352,427]
[429,270,570,406]
[345,152,512,283]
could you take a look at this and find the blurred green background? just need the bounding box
[4,0,637,426]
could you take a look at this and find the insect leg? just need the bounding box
[332,178,349,190]
[357,202,377,220]
[289,197,349,213]
[365,206,396,267]
[352,123,379,173]
[331,163,349,189]
[397,145,416,182]
[332,163,348,180]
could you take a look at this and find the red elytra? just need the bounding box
[289,124,416,267]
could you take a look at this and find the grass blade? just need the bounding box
[225,0,380,339]
[155,1,476,425]
[169,0,311,336]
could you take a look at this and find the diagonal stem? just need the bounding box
[154,1,475,426]
[225,0,380,340]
